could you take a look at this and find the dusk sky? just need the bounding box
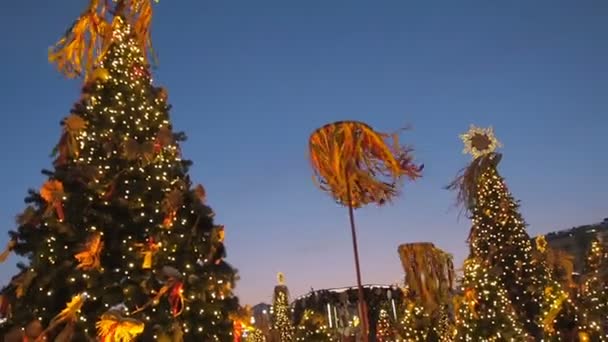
[0,1,606,306]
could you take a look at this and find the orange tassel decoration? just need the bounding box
[96,310,144,342]
[309,121,422,208]
[48,0,159,79]
[74,233,104,270]
[40,180,65,221]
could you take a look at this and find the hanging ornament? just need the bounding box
[37,294,86,340]
[463,288,478,319]
[134,237,161,269]
[74,232,104,270]
[91,68,110,83]
[96,310,145,342]
[131,268,184,317]
[161,189,183,228]
[40,180,65,221]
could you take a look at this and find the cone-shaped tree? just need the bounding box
[376,308,397,341]
[450,126,571,339]
[271,273,294,342]
[0,17,238,341]
[578,238,608,339]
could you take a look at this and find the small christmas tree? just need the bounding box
[247,329,267,342]
[578,238,608,339]
[376,308,396,341]
[272,273,294,342]
[398,299,430,341]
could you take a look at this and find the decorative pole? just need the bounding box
[308,121,422,341]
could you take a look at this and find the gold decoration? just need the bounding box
[64,114,88,132]
[40,180,65,220]
[535,235,548,253]
[36,294,86,341]
[541,287,567,334]
[48,0,111,78]
[309,121,422,208]
[91,67,110,82]
[74,233,104,270]
[134,237,160,269]
[460,125,502,159]
[49,1,159,78]
[96,310,144,341]
[578,331,590,342]
[0,240,16,263]
[277,272,285,285]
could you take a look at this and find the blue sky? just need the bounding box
[0,0,606,305]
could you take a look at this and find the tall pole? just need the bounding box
[345,176,369,342]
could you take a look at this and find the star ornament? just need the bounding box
[460,125,502,159]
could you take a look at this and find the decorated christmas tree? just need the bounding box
[397,299,430,341]
[271,273,294,342]
[375,308,396,341]
[454,258,527,341]
[448,125,570,340]
[0,3,238,341]
[577,238,608,340]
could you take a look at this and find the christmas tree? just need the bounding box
[454,258,527,341]
[294,309,334,342]
[0,9,238,341]
[397,299,430,341]
[449,125,569,339]
[376,308,396,341]
[271,273,294,342]
[578,238,608,340]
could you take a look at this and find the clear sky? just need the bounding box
[0,0,606,306]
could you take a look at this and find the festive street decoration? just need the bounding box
[309,121,422,208]
[397,243,454,312]
[308,120,422,341]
